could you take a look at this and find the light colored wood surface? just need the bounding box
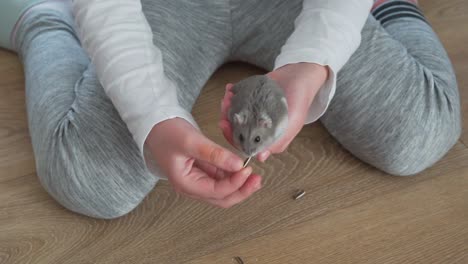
[0,1,467,264]
[186,167,468,264]
[0,52,35,183]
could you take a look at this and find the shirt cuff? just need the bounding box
[305,68,335,124]
[274,52,337,124]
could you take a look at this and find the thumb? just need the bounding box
[189,133,244,172]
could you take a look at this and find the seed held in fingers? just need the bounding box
[243,156,252,168]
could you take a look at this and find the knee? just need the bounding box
[377,152,432,177]
[327,43,461,176]
[35,117,157,219]
[31,81,157,219]
[15,5,76,52]
[373,109,461,177]
[36,120,157,219]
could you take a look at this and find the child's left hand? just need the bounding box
[219,62,329,162]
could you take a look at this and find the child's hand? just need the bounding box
[146,118,262,208]
[219,62,328,162]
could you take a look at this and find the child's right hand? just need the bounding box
[146,118,262,208]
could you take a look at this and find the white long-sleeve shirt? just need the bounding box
[71,0,372,169]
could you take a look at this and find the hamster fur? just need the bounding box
[228,75,288,157]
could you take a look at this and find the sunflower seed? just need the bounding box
[234,256,244,264]
[243,156,252,168]
[293,190,306,200]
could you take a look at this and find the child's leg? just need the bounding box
[320,1,461,175]
[230,0,461,176]
[16,2,231,218]
[16,7,157,219]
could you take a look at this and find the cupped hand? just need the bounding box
[146,118,262,208]
[219,62,328,162]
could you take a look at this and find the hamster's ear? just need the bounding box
[234,111,248,125]
[258,112,272,128]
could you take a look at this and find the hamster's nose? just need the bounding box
[245,147,256,157]
[243,147,252,156]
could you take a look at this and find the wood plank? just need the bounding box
[186,167,468,264]
[0,50,36,183]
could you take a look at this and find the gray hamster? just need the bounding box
[228,75,288,157]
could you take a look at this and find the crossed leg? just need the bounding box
[16,1,233,218]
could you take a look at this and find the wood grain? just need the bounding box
[0,1,468,264]
[185,167,468,264]
[0,51,36,183]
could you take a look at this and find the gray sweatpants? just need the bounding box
[13,0,461,219]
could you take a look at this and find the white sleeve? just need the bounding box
[274,0,372,123]
[71,0,199,158]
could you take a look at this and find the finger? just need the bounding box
[189,134,243,172]
[257,151,271,162]
[220,99,231,120]
[168,164,205,197]
[225,84,235,101]
[220,95,229,117]
[269,134,295,154]
[259,139,289,162]
[208,174,262,208]
[193,166,253,199]
[219,120,234,145]
[261,118,303,158]
[256,131,290,162]
[194,160,229,180]
[226,83,234,92]
[210,166,253,199]
[221,91,234,120]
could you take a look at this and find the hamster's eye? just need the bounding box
[239,134,244,142]
[254,136,261,143]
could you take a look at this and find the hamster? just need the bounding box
[228,75,288,157]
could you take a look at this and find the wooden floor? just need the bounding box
[1,1,467,263]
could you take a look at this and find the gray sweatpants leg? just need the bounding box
[231,0,461,176]
[16,10,157,219]
[15,2,232,219]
